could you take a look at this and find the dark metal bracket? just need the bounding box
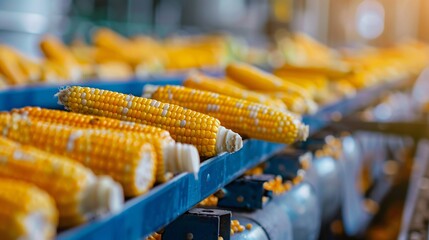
[163,208,231,240]
[217,174,275,210]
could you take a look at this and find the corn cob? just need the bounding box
[12,107,171,140]
[273,71,331,103]
[56,86,243,157]
[40,36,82,81]
[17,57,41,83]
[11,107,200,182]
[183,73,287,111]
[226,63,310,95]
[144,85,309,144]
[0,136,123,227]
[0,46,26,85]
[0,111,200,188]
[0,113,157,197]
[0,46,41,83]
[93,28,144,66]
[0,178,57,240]
[225,63,318,113]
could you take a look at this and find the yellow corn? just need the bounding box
[0,136,123,227]
[144,85,309,144]
[226,63,311,96]
[0,46,26,85]
[12,107,171,140]
[0,73,8,89]
[17,58,41,83]
[93,28,143,66]
[183,73,287,111]
[0,46,41,83]
[0,113,157,197]
[40,36,82,81]
[225,63,318,113]
[224,77,248,89]
[276,64,351,79]
[273,72,332,104]
[94,62,133,80]
[0,178,57,240]
[56,86,243,157]
[11,107,200,182]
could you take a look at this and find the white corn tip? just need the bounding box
[24,212,55,240]
[164,142,200,175]
[216,126,243,153]
[81,176,124,218]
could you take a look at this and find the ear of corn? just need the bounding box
[226,63,310,96]
[0,113,157,197]
[272,71,332,104]
[40,36,82,81]
[0,136,124,228]
[0,178,57,240]
[144,85,309,144]
[0,47,26,85]
[225,63,318,114]
[56,86,243,157]
[11,108,200,182]
[12,107,172,140]
[182,73,287,111]
[93,28,145,66]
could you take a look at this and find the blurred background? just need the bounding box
[1,0,428,57]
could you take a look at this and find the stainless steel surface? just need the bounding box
[231,215,270,240]
[306,156,342,222]
[281,182,320,240]
[340,135,372,236]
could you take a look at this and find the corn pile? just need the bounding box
[230,219,252,235]
[263,176,294,195]
[315,136,343,160]
[270,33,429,107]
[198,195,219,207]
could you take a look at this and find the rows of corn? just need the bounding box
[1,30,428,90]
[0,29,248,88]
[0,30,428,239]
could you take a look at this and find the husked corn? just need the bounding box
[0,178,57,240]
[12,107,171,140]
[56,86,243,157]
[225,63,318,113]
[0,136,123,227]
[144,85,309,144]
[11,107,199,182]
[0,113,157,197]
[40,36,81,81]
